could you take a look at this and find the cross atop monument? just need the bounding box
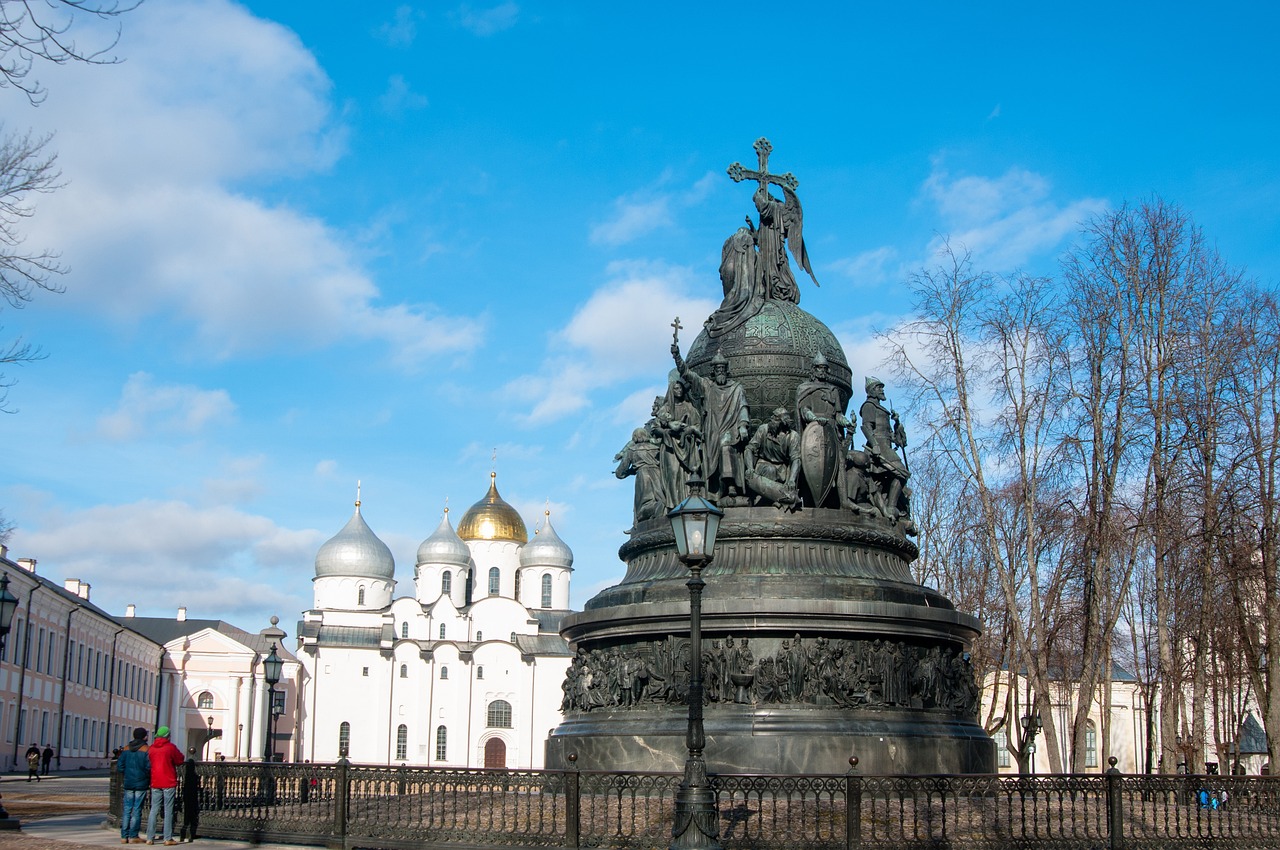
[727,137,798,192]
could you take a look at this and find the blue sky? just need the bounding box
[3,1,1278,629]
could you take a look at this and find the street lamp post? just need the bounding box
[204,715,215,761]
[1020,710,1043,775]
[0,573,20,824]
[262,644,282,763]
[667,479,724,850]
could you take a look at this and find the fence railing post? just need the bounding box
[1105,756,1123,850]
[564,753,580,850]
[333,757,350,849]
[845,756,861,850]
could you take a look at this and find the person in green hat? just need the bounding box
[146,725,184,845]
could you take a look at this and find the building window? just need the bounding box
[488,567,500,596]
[357,587,366,606]
[487,699,513,728]
[441,570,452,596]
[401,622,409,639]
[439,624,446,639]
[400,664,408,678]
[35,629,43,673]
[440,666,448,680]
[476,631,483,642]
[362,667,369,677]
[338,722,350,758]
[435,726,447,761]
[197,691,214,710]
[1085,720,1098,768]
[541,574,553,608]
[995,727,1010,768]
[477,666,484,680]
[396,725,408,761]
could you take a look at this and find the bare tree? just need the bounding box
[0,0,136,105]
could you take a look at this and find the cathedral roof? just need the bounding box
[416,509,472,567]
[520,511,574,569]
[315,502,395,580]
[457,473,528,544]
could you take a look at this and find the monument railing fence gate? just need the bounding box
[106,759,1280,849]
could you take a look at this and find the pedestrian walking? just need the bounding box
[118,728,150,844]
[178,748,200,843]
[41,745,53,775]
[145,725,185,846]
[24,743,40,782]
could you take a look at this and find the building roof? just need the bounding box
[1239,712,1269,756]
[457,472,528,544]
[314,502,395,580]
[126,616,297,659]
[520,512,574,569]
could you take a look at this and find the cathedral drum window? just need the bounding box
[440,666,448,680]
[441,570,452,595]
[488,567,501,596]
[541,574,553,608]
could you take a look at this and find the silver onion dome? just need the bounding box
[315,502,395,579]
[416,509,471,567]
[520,511,574,569]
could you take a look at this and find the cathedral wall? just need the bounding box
[313,575,394,611]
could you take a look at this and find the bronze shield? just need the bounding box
[800,421,839,505]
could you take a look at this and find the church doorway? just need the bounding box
[484,737,506,768]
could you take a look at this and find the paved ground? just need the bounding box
[0,774,301,850]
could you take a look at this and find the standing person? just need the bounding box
[24,743,40,782]
[118,728,150,844]
[178,748,200,843]
[146,725,185,846]
[41,744,53,776]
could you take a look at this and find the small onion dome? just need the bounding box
[457,472,528,543]
[315,502,395,579]
[520,511,573,569]
[417,509,471,566]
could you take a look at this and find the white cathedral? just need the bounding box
[295,473,575,768]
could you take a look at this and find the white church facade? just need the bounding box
[295,474,575,769]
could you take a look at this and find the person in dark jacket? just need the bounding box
[146,726,185,845]
[178,748,200,843]
[41,745,53,775]
[118,728,150,844]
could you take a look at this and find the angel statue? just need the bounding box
[707,138,818,338]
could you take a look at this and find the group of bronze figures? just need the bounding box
[614,346,915,531]
[561,635,980,716]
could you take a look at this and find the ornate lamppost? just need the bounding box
[1020,709,1043,775]
[0,573,19,825]
[263,644,282,762]
[204,715,215,760]
[667,480,724,850]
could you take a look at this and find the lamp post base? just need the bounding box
[669,757,721,850]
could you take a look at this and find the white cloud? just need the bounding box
[314,459,338,477]
[22,0,482,368]
[827,246,900,287]
[379,74,429,114]
[95,372,235,441]
[454,2,519,36]
[377,6,421,46]
[919,163,1107,272]
[590,171,720,247]
[11,498,319,621]
[505,262,716,424]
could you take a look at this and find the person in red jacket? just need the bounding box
[145,726,185,845]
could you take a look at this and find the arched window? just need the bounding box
[487,699,513,728]
[399,664,408,679]
[488,567,500,596]
[476,666,484,680]
[438,624,446,639]
[995,727,1011,768]
[541,574,553,608]
[401,622,408,639]
[338,722,351,758]
[197,691,214,710]
[396,725,408,760]
[357,587,366,606]
[435,725,447,761]
[1085,720,1098,768]
[441,570,452,595]
[440,666,448,680]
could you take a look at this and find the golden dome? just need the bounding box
[457,472,528,543]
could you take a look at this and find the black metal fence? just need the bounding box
[108,759,1280,849]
